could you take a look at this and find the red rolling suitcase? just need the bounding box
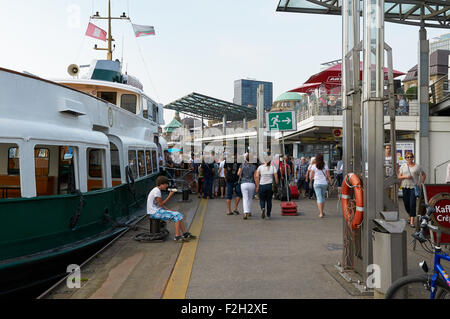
[281,201,298,216]
[289,184,299,199]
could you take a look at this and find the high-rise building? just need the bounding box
[233,79,273,111]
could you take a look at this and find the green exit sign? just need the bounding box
[266,111,296,131]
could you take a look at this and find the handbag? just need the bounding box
[407,165,421,198]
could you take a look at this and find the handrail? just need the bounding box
[430,75,450,106]
[434,159,450,184]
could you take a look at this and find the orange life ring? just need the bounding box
[341,173,364,230]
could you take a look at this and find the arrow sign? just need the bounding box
[282,117,291,125]
[266,111,296,132]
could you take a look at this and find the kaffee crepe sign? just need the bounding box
[423,184,450,244]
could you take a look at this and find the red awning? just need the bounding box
[289,82,341,94]
[304,62,405,84]
[289,62,405,94]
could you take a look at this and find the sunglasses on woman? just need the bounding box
[406,156,413,159]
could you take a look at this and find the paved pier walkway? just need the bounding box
[44,193,437,299]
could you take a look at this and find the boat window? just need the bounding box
[128,150,137,179]
[145,150,152,175]
[121,94,137,114]
[99,92,117,105]
[88,149,102,178]
[88,148,105,191]
[58,146,77,195]
[143,99,149,119]
[151,150,157,173]
[1,144,21,199]
[147,100,154,121]
[34,148,49,177]
[7,147,20,175]
[110,143,121,180]
[152,104,158,122]
[137,150,145,177]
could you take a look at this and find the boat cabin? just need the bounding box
[0,65,166,199]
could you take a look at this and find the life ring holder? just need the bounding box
[341,173,364,230]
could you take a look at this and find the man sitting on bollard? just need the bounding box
[147,175,196,243]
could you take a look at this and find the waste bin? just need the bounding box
[372,211,407,297]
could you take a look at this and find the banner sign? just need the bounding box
[423,184,450,244]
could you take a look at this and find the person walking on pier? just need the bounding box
[225,154,242,215]
[147,176,196,243]
[218,156,226,198]
[306,157,316,199]
[398,152,426,227]
[255,152,279,220]
[201,155,214,199]
[238,153,257,220]
[335,158,343,196]
[310,154,333,218]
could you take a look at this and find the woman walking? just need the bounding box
[306,157,316,199]
[310,154,333,218]
[398,152,426,227]
[238,153,257,220]
[255,152,279,220]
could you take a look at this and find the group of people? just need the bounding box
[149,150,338,242]
[175,151,337,221]
[148,145,448,243]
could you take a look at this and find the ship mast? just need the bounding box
[91,0,130,60]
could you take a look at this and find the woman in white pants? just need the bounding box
[237,154,257,220]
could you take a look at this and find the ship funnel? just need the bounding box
[67,64,80,77]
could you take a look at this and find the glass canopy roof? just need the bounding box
[276,0,450,29]
[164,92,257,122]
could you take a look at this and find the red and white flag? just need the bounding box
[85,22,107,41]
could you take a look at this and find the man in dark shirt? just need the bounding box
[165,151,175,186]
[224,154,242,215]
[200,155,215,199]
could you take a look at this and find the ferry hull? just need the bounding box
[0,175,158,297]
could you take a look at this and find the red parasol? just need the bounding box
[289,62,405,94]
[289,82,340,94]
[304,62,405,84]
[289,82,341,93]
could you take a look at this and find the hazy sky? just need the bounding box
[1,1,447,125]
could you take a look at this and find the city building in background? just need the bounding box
[233,79,273,111]
[403,49,450,115]
[430,33,450,53]
[271,92,306,112]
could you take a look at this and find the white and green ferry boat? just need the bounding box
[0,3,167,296]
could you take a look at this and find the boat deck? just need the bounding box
[42,194,439,299]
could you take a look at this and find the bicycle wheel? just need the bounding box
[386,274,450,299]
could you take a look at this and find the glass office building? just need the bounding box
[233,79,273,111]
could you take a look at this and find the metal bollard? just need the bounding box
[182,189,189,201]
[150,218,162,234]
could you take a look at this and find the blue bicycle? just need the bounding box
[386,203,450,299]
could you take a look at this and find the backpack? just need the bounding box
[276,181,291,201]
